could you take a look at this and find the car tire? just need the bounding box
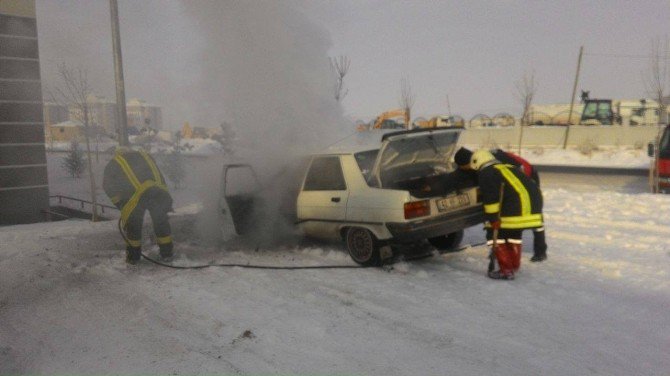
[345,227,381,266]
[428,230,464,251]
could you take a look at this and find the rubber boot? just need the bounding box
[531,228,547,262]
[509,242,522,272]
[159,242,174,262]
[126,246,141,265]
[488,243,515,280]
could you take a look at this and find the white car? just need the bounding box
[296,128,483,265]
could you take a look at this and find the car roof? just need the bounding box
[320,131,392,154]
[317,127,465,155]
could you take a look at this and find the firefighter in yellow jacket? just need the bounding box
[470,149,544,280]
[103,147,174,264]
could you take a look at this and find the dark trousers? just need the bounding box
[487,227,547,256]
[124,188,173,253]
[486,228,522,243]
[533,227,547,256]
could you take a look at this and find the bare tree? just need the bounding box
[399,77,416,128]
[515,70,538,153]
[330,55,350,102]
[49,63,99,221]
[212,121,237,156]
[643,37,670,193]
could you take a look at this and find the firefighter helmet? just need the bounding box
[470,149,496,171]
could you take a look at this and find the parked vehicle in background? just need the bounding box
[531,97,669,126]
[414,115,466,128]
[648,124,670,193]
[356,109,408,131]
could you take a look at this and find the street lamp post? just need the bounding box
[109,0,129,146]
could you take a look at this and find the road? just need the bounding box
[537,165,650,193]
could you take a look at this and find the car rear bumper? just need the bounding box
[386,205,484,242]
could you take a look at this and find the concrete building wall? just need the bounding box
[127,99,162,130]
[459,125,662,149]
[0,0,50,225]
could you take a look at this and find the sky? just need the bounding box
[298,0,670,120]
[35,0,670,128]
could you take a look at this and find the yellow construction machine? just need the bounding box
[372,109,409,130]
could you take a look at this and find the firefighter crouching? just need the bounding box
[103,147,174,264]
[455,147,547,262]
[470,149,544,280]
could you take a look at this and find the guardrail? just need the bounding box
[459,124,663,148]
[535,165,649,176]
[49,195,118,214]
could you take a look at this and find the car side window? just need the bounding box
[303,156,346,191]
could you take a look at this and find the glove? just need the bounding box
[489,220,501,230]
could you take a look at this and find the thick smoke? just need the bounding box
[182,2,350,246]
[36,1,351,246]
[182,1,348,158]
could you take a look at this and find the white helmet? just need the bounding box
[470,149,496,171]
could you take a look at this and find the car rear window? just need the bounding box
[303,156,346,191]
[380,131,458,172]
[354,149,378,183]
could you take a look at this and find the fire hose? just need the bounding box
[119,217,485,270]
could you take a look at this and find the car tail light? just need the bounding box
[404,200,430,219]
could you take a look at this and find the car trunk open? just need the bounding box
[368,128,462,197]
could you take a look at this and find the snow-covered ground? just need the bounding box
[461,144,651,169]
[1,147,667,375]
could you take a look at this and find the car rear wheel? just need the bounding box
[428,230,464,252]
[345,227,381,266]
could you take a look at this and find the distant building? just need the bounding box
[180,122,220,139]
[45,96,162,137]
[43,102,68,126]
[126,98,162,131]
[46,120,84,142]
[67,94,117,136]
[0,0,50,225]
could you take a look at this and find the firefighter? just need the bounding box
[469,149,544,280]
[455,147,547,262]
[103,146,174,264]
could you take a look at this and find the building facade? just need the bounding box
[126,98,162,131]
[43,102,69,126]
[0,0,50,225]
[66,94,117,136]
[44,97,161,139]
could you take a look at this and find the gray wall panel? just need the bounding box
[0,144,47,165]
[0,35,39,58]
[0,187,49,225]
[0,123,44,143]
[0,58,41,79]
[0,14,37,37]
[0,80,42,101]
[0,102,44,122]
[0,165,48,187]
[0,3,50,225]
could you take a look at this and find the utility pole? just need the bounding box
[564,46,584,149]
[110,0,129,146]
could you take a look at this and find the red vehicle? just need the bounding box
[649,124,670,193]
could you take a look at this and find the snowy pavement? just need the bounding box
[1,187,669,375]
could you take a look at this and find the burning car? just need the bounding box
[220,128,484,266]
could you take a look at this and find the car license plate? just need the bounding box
[436,194,470,212]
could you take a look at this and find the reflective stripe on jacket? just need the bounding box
[102,149,170,227]
[479,163,543,230]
